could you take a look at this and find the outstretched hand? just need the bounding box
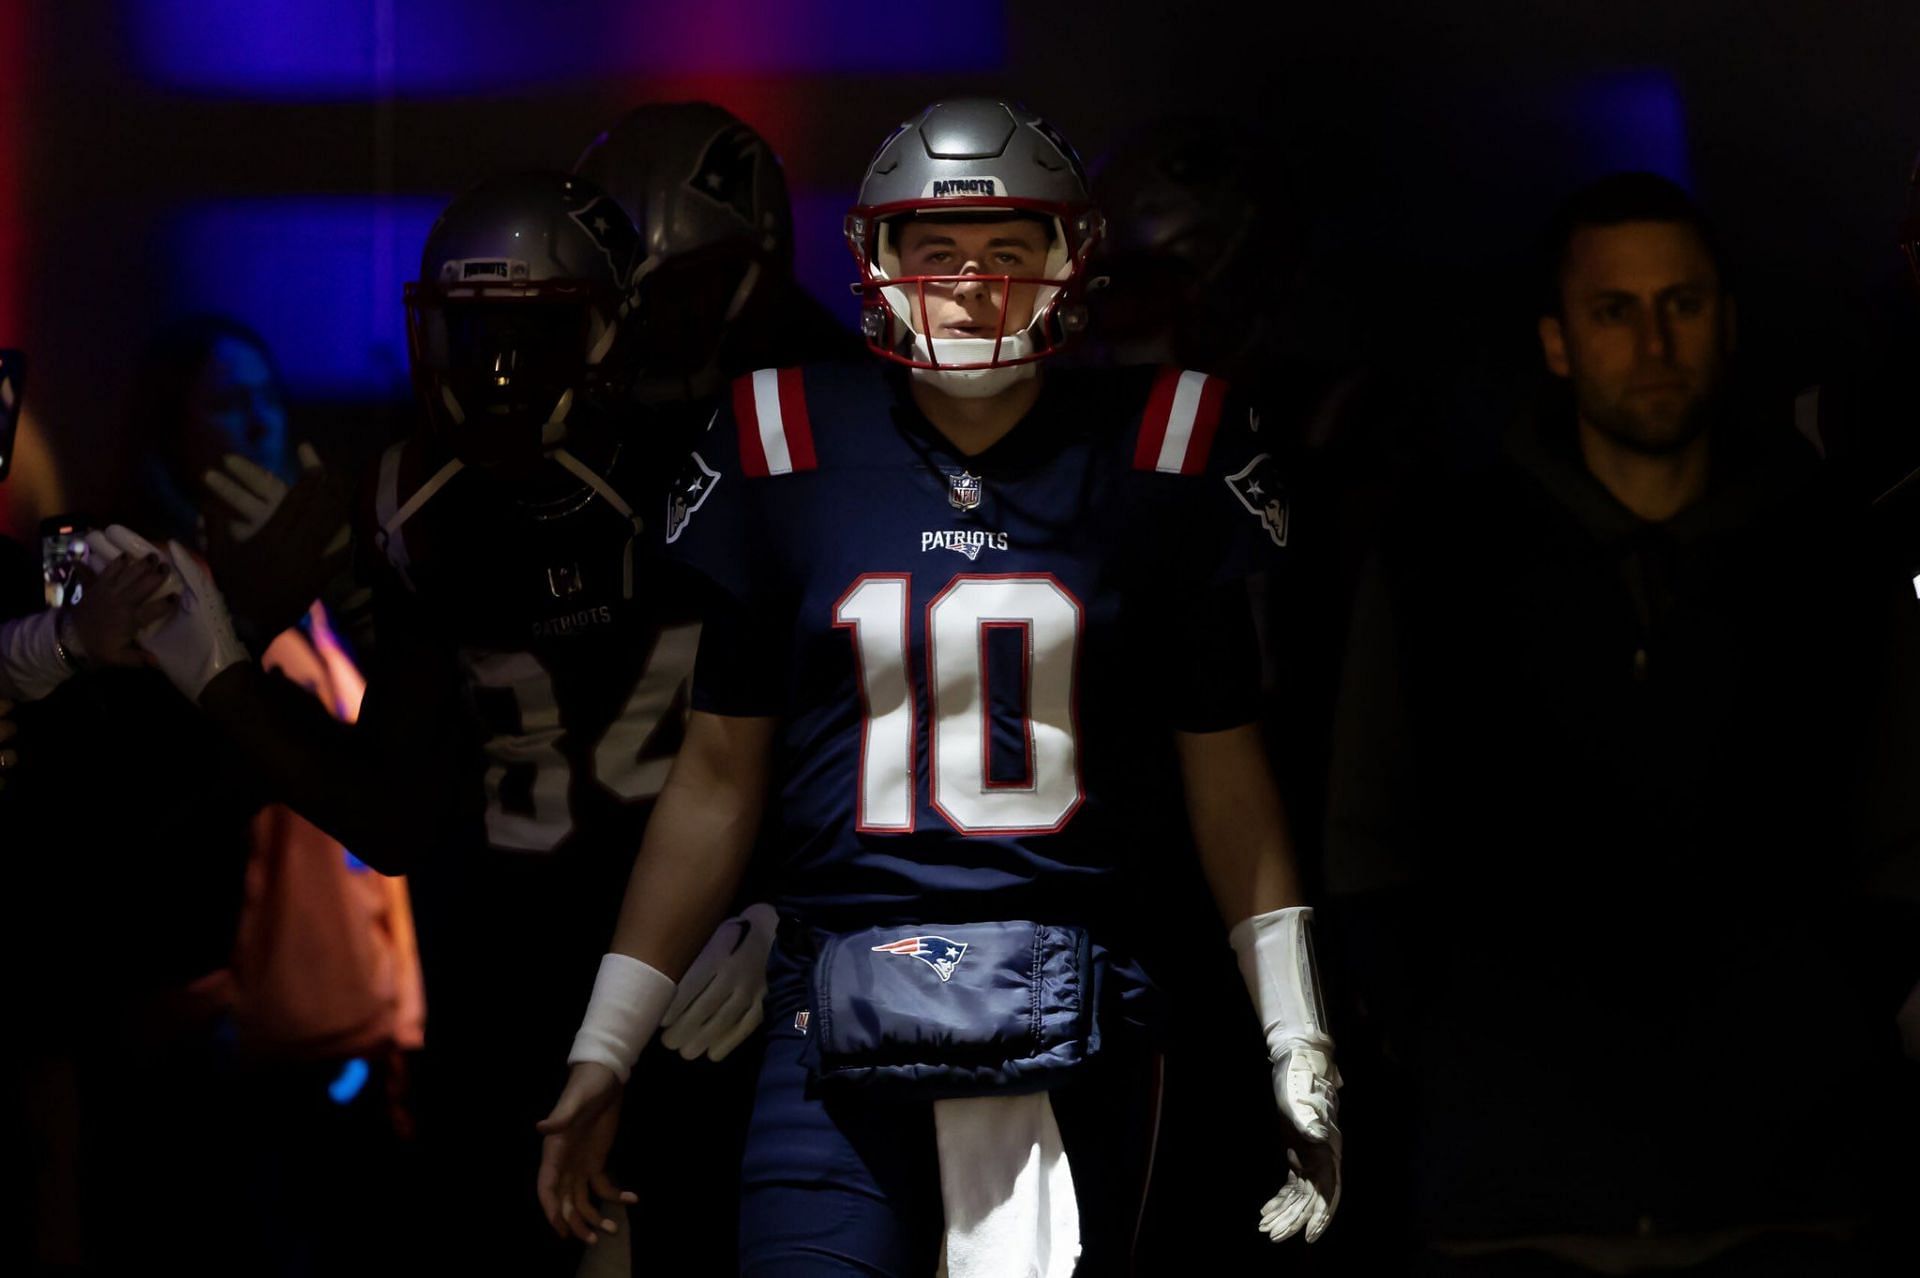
[535,1062,635,1245]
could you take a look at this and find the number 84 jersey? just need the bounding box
[361,434,704,862]
[672,363,1292,932]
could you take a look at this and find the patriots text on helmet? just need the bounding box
[924,177,1006,199]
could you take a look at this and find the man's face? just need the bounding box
[1539,220,1732,455]
[893,218,1052,344]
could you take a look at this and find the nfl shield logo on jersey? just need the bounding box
[947,471,983,512]
[871,934,969,982]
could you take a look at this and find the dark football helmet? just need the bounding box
[576,101,794,401]
[1090,118,1305,375]
[405,171,640,479]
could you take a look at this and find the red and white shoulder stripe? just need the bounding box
[1132,366,1227,475]
[731,367,818,477]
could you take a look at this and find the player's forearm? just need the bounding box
[197,663,421,873]
[1177,722,1307,927]
[607,711,776,978]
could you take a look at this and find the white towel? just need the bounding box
[932,1092,1080,1278]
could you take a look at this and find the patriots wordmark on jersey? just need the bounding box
[671,362,1289,931]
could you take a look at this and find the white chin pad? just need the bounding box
[910,359,1037,399]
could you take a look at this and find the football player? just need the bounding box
[143,171,775,1275]
[575,100,862,404]
[539,99,1343,1273]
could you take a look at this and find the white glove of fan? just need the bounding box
[1231,905,1343,1244]
[103,532,249,702]
[81,525,182,639]
[658,903,777,1062]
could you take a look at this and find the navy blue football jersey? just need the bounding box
[358,431,704,860]
[669,363,1290,931]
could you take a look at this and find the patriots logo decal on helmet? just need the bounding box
[871,935,969,982]
[688,125,763,226]
[565,190,642,282]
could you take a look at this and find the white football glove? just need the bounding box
[132,540,250,702]
[1231,906,1343,1244]
[658,903,777,1062]
[82,525,183,641]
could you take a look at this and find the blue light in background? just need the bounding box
[162,197,443,398]
[132,1,1005,97]
[1560,69,1693,189]
[328,1057,370,1104]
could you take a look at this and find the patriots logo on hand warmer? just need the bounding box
[871,935,969,982]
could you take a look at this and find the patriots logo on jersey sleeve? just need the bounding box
[1226,452,1290,548]
[871,935,969,982]
[665,450,721,544]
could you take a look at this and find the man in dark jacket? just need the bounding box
[1326,173,1920,1275]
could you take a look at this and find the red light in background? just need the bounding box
[0,0,25,344]
[0,1,27,536]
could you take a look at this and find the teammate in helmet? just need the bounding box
[151,172,773,1275]
[1088,118,1311,383]
[538,99,1342,1272]
[576,100,861,404]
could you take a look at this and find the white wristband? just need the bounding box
[569,953,677,1083]
[1229,905,1334,1062]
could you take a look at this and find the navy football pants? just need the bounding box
[739,942,1162,1276]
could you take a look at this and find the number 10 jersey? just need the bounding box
[673,363,1291,934]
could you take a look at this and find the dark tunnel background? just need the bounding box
[1,0,1917,534]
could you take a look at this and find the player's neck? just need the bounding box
[909,374,1043,457]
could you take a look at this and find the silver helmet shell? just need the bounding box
[404,171,639,471]
[847,98,1104,396]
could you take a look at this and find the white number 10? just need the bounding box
[834,573,1084,836]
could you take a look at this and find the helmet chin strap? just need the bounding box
[539,389,575,447]
[374,452,466,593]
[550,447,645,600]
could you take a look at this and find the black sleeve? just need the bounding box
[197,582,480,875]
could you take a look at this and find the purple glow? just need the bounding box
[132,0,1004,97]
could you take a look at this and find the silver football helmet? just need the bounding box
[404,171,639,474]
[847,98,1104,397]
